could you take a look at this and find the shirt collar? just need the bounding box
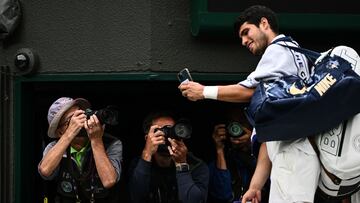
[70,141,90,154]
[271,34,285,43]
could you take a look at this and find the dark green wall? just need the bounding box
[1,0,259,75]
[2,1,359,75]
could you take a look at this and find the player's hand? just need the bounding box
[241,188,261,203]
[178,81,205,101]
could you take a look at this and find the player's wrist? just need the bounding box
[203,86,218,100]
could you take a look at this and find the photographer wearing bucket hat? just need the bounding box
[38,97,123,203]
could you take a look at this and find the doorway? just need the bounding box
[13,73,248,202]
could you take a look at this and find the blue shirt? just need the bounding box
[208,150,255,202]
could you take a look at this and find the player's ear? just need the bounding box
[259,17,269,30]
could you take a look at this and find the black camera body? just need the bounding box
[156,121,192,140]
[226,121,245,138]
[77,106,119,137]
[85,106,119,126]
[155,121,192,154]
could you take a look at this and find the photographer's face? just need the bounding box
[152,116,175,164]
[57,105,88,145]
[57,106,79,136]
[152,116,175,132]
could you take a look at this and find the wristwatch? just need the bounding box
[176,163,190,172]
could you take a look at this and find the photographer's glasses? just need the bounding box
[58,114,74,129]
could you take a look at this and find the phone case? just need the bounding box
[177,68,193,83]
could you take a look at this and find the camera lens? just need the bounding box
[227,121,244,137]
[85,107,118,125]
[97,106,119,125]
[174,122,192,139]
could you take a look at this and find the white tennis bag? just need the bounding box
[315,46,360,199]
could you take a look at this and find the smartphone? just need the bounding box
[177,68,193,83]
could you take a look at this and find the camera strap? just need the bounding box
[66,147,96,202]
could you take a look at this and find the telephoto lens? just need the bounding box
[156,121,192,140]
[85,106,119,125]
[154,120,192,154]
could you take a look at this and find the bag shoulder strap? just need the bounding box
[274,37,355,74]
[308,136,342,185]
[271,36,321,60]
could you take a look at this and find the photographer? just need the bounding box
[208,109,267,203]
[38,97,122,203]
[128,110,209,203]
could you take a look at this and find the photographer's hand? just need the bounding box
[178,81,205,101]
[63,109,87,139]
[85,114,118,188]
[142,125,166,162]
[85,114,105,141]
[168,138,187,164]
[212,124,226,151]
[213,124,227,170]
[229,126,251,145]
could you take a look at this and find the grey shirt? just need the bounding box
[38,135,123,182]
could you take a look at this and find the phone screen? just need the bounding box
[177,68,193,83]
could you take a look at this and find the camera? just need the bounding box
[77,106,119,137]
[155,120,192,140]
[226,121,245,138]
[84,106,119,125]
[155,120,192,154]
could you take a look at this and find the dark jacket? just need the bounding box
[128,153,209,203]
[208,148,255,203]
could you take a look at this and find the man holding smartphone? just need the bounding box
[179,5,320,203]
